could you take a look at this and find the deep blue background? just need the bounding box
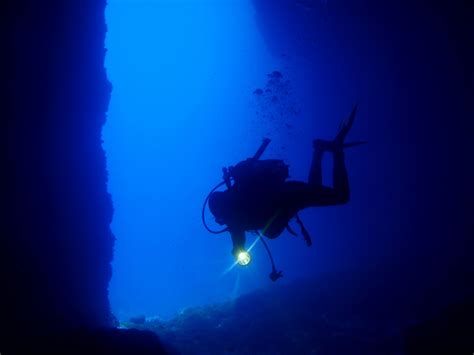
[104,0,473,320]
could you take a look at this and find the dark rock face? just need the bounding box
[2,0,116,351]
[406,297,474,355]
[2,1,166,353]
[132,270,470,354]
[15,328,169,355]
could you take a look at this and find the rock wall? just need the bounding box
[2,0,114,350]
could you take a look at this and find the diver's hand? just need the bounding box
[230,229,246,258]
[231,246,240,259]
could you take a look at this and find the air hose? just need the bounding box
[255,231,283,282]
[201,180,229,234]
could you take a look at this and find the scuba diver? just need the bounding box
[203,105,365,281]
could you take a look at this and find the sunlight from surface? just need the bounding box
[104,0,279,320]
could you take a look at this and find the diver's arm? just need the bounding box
[229,228,246,258]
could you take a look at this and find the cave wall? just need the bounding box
[2,0,114,348]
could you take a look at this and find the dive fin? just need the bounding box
[335,104,358,144]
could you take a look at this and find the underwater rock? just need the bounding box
[130,315,147,325]
[131,268,469,354]
[405,297,474,355]
[8,328,169,355]
[64,328,168,355]
[3,0,114,350]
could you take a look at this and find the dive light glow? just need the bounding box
[237,251,251,266]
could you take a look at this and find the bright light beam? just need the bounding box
[220,233,261,277]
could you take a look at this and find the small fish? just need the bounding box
[267,71,283,79]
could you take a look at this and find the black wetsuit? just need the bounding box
[208,143,350,257]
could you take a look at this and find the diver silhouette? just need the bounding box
[205,105,365,279]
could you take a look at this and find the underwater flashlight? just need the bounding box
[237,250,251,266]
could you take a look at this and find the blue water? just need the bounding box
[102,0,466,325]
[104,0,372,320]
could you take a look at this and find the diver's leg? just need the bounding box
[286,149,349,209]
[332,150,350,203]
[308,142,324,186]
[309,106,358,186]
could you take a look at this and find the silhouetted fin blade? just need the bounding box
[335,104,358,144]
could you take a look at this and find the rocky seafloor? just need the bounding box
[121,269,472,354]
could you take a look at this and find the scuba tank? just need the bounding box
[202,138,276,234]
[222,138,289,191]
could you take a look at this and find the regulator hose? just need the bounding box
[256,231,283,282]
[201,181,229,234]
